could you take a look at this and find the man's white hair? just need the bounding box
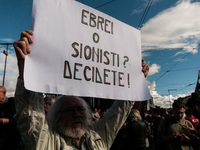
[129,109,142,122]
[47,96,91,138]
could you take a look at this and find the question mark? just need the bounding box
[123,56,129,68]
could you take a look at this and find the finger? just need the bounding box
[13,39,30,59]
[142,58,145,66]
[26,30,33,35]
[20,30,33,54]
[143,65,149,72]
[142,58,145,63]
[187,126,194,131]
[14,45,26,60]
[142,59,148,70]
[141,59,149,77]
[21,37,32,54]
[20,30,34,43]
[182,134,190,140]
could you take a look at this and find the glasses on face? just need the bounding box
[58,106,86,115]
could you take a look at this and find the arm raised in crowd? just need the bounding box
[13,30,34,79]
[13,31,48,150]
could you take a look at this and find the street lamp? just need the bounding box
[0,43,13,86]
[168,89,177,108]
[2,49,8,86]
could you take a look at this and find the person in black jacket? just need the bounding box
[152,108,163,150]
[124,109,147,150]
[0,86,20,150]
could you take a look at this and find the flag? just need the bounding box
[195,69,200,94]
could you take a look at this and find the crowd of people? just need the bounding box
[1,30,200,150]
[2,89,200,150]
[2,83,200,150]
[109,96,200,150]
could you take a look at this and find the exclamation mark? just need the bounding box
[128,74,130,88]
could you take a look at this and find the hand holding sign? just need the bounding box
[13,30,34,79]
[142,58,149,78]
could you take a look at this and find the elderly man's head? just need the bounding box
[47,96,91,139]
[0,86,6,105]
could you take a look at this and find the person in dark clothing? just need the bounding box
[141,109,153,150]
[161,108,170,118]
[124,109,147,150]
[110,122,127,150]
[186,92,200,122]
[0,86,20,150]
[142,110,153,124]
[152,108,163,150]
[185,92,200,150]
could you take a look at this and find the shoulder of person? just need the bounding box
[159,116,170,126]
[7,97,15,105]
[184,118,194,127]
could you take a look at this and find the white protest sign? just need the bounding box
[24,0,151,101]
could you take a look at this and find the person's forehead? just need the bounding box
[173,107,185,112]
[0,86,6,93]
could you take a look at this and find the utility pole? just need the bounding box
[0,43,13,86]
[168,89,177,108]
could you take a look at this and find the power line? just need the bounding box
[156,82,196,96]
[156,84,184,88]
[138,0,153,30]
[95,0,116,9]
[155,48,197,82]
[160,67,200,72]
[169,82,196,95]
[0,43,14,53]
[156,82,196,90]
[80,0,116,9]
